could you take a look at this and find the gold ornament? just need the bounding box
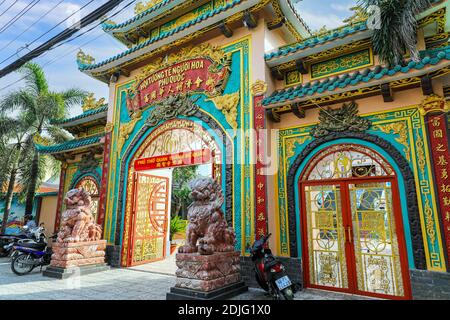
[207,92,240,132]
[251,80,268,96]
[418,94,449,116]
[76,49,95,66]
[134,0,162,15]
[118,111,143,154]
[81,93,107,113]
[33,133,51,146]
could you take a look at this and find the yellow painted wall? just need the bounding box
[38,196,58,236]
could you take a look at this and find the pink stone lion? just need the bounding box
[179,178,236,255]
[57,188,102,243]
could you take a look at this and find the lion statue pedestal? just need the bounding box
[43,189,109,280]
[167,178,247,300]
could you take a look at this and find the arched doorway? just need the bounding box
[299,144,411,299]
[75,176,100,223]
[121,119,226,267]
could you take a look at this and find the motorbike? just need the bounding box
[10,231,55,276]
[0,235,22,258]
[248,234,296,300]
[6,226,47,260]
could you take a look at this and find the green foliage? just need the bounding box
[170,215,187,241]
[358,0,431,66]
[0,63,87,213]
[171,165,199,219]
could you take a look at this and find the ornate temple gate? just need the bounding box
[128,173,170,266]
[299,144,411,299]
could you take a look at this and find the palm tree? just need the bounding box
[0,114,35,234]
[0,63,86,217]
[358,0,431,66]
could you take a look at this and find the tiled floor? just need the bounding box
[0,258,371,300]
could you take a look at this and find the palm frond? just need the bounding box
[19,62,49,96]
[358,0,431,66]
[0,90,36,115]
[46,125,73,144]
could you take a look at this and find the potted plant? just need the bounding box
[170,215,186,255]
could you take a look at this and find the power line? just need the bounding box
[0,0,95,66]
[0,0,41,34]
[0,0,65,55]
[0,1,7,8]
[0,0,19,19]
[0,0,136,92]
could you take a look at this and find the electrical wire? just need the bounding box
[0,0,135,92]
[0,0,95,66]
[0,1,7,8]
[0,0,42,34]
[0,0,65,55]
[0,0,19,19]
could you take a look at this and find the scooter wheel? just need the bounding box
[281,287,294,300]
[11,254,34,276]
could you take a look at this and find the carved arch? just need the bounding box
[286,132,426,270]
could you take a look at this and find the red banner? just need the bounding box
[254,95,268,239]
[134,149,212,171]
[427,113,450,262]
[127,58,228,112]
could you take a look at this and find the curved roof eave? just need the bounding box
[279,0,311,38]
[263,54,450,108]
[102,0,182,34]
[81,0,261,77]
[265,29,373,67]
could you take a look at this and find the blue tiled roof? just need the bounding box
[80,0,244,72]
[52,106,108,125]
[264,22,369,61]
[102,0,172,31]
[36,135,104,154]
[262,46,450,107]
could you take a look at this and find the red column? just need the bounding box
[421,95,450,269]
[97,129,112,229]
[54,163,67,232]
[252,81,268,239]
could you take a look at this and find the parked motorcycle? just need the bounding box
[10,232,56,276]
[248,234,296,300]
[0,235,21,258]
[5,226,47,260]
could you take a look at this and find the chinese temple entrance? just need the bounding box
[299,144,411,299]
[128,173,170,266]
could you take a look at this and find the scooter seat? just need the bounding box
[18,242,46,250]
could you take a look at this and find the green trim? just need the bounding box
[263,46,450,106]
[52,105,108,125]
[35,134,104,154]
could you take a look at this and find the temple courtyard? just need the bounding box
[0,258,371,300]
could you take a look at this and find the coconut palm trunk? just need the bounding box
[1,165,17,235]
[24,150,40,216]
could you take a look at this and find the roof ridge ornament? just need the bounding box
[82,93,107,113]
[77,49,96,68]
[135,0,163,15]
[310,101,372,138]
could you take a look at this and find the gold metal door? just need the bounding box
[303,184,350,291]
[130,173,169,266]
[348,181,406,298]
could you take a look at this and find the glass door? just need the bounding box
[302,184,351,292]
[348,180,406,298]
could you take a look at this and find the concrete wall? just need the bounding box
[38,196,58,237]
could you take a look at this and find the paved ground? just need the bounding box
[0,258,372,300]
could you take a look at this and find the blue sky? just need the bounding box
[0,0,355,116]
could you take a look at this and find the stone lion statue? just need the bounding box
[57,188,102,243]
[179,178,236,255]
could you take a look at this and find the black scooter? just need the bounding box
[248,234,296,300]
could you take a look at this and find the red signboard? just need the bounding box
[127,58,229,112]
[254,94,268,239]
[134,149,212,171]
[427,113,450,262]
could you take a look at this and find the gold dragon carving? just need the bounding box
[207,92,240,133]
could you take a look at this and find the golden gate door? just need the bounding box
[129,173,170,266]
